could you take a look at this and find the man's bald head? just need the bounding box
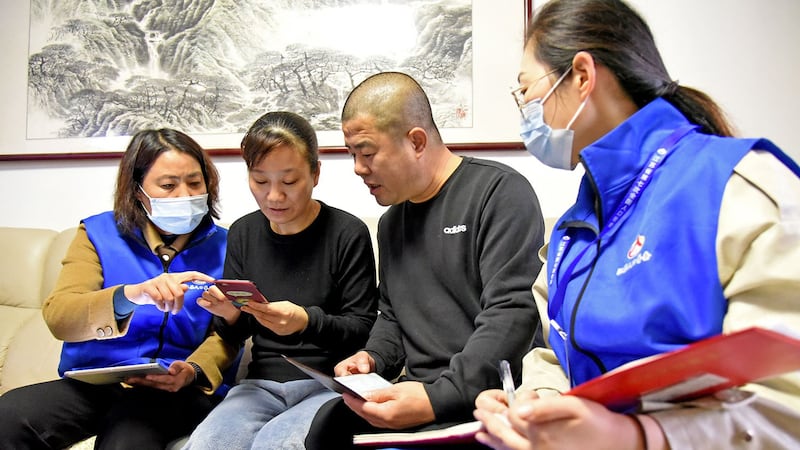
[342,72,442,145]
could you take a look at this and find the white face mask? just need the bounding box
[140,187,209,235]
[519,67,587,170]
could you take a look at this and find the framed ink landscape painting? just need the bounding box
[1,0,531,160]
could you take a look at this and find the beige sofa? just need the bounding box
[0,219,379,448]
[0,226,75,396]
[0,216,550,446]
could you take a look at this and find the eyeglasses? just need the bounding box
[510,68,559,109]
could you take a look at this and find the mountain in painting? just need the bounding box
[27,0,472,138]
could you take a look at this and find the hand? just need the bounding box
[475,388,513,414]
[241,300,308,336]
[334,351,375,376]
[123,271,214,315]
[197,285,241,324]
[473,389,537,450]
[124,360,195,392]
[342,380,435,430]
[474,392,648,450]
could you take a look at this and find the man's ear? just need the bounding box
[571,51,596,102]
[407,127,428,158]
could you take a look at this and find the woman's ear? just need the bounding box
[571,51,596,102]
[312,161,321,187]
[135,185,146,204]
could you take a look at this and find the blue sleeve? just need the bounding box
[112,286,136,320]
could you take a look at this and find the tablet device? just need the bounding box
[64,361,170,385]
[214,279,269,307]
[282,355,392,401]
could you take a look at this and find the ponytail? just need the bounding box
[662,85,736,137]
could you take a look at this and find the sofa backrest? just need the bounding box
[0,227,70,394]
[42,228,78,300]
[0,227,57,308]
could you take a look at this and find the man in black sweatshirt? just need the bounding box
[305,72,545,449]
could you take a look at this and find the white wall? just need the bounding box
[2,0,798,231]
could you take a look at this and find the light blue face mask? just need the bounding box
[140,187,208,235]
[519,67,587,170]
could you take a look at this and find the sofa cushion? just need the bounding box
[1,311,61,394]
[0,227,57,308]
[0,306,39,393]
[42,227,77,300]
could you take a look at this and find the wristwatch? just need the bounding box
[187,361,203,384]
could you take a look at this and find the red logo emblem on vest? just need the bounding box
[627,235,645,259]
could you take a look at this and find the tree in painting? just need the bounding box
[27,0,473,140]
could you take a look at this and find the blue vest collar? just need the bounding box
[570,98,692,226]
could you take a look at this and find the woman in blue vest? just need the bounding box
[474,0,800,449]
[0,129,237,449]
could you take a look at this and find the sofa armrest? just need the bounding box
[1,313,62,394]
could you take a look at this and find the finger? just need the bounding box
[206,286,226,301]
[345,361,362,375]
[343,394,390,428]
[354,353,373,373]
[170,286,186,315]
[166,279,188,300]
[474,430,513,450]
[476,389,508,411]
[341,359,368,375]
[130,290,155,306]
[149,285,173,312]
[240,305,261,318]
[515,390,540,402]
[142,291,168,312]
[143,284,165,303]
[334,360,355,376]
[176,271,215,283]
[131,376,177,392]
[166,361,183,375]
[510,396,578,425]
[154,281,185,315]
[123,376,160,388]
[244,301,270,312]
[360,386,395,403]
[170,297,184,315]
[474,409,528,450]
[342,392,366,411]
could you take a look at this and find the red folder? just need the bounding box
[353,327,800,446]
[567,327,800,412]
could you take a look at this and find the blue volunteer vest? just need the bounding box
[58,211,227,375]
[547,98,798,386]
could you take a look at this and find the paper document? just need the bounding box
[282,355,392,401]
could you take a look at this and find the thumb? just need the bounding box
[363,387,394,403]
[513,396,579,423]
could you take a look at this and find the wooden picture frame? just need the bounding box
[0,1,533,161]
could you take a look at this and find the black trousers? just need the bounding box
[0,378,220,450]
[305,397,489,450]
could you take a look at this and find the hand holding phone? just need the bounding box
[214,279,268,308]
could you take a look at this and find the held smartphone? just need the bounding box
[214,279,269,308]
